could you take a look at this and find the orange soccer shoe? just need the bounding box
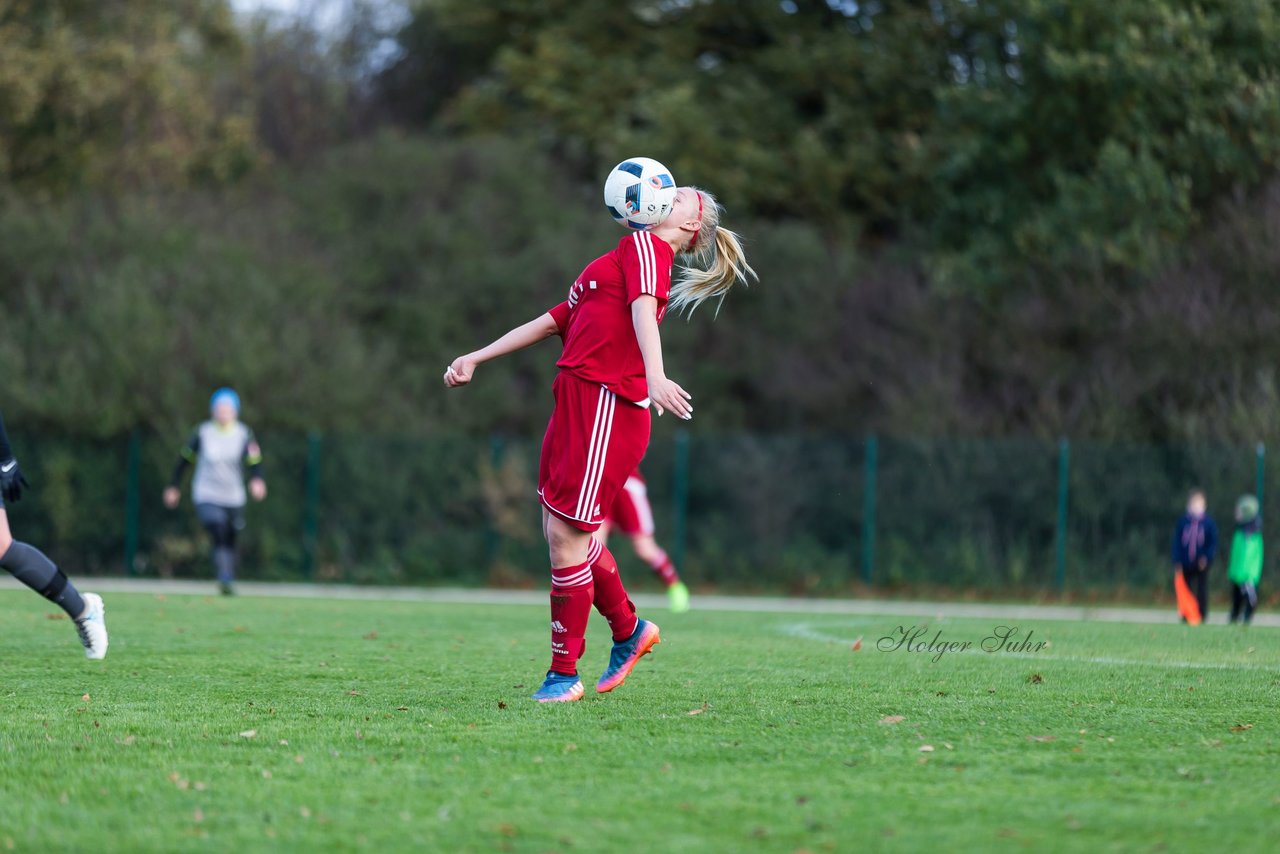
[595,620,661,694]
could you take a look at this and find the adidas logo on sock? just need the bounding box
[550,620,567,633]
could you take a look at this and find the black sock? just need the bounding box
[1,541,86,618]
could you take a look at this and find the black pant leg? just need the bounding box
[1194,570,1209,621]
[1230,585,1243,622]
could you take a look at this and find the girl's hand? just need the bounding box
[444,356,477,388]
[249,478,267,502]
[163,486,181,509]
[648,374,693,420]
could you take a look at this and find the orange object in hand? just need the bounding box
[1174,570,1202,625]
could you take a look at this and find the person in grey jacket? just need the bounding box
[165,388,267,595]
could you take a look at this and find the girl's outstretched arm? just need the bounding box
[445,312,561,388]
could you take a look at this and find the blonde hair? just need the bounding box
[669,187,757,316]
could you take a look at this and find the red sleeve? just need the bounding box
[619,232,673,305]
[547,301,571,335]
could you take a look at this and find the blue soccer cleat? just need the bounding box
[596,619,661,694]
[532,671,585,703]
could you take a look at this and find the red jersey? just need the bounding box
[550,232,674,406]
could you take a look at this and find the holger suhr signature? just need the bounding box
[876,625,1047,663]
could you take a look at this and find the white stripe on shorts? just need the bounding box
[575,385,616,521]
[623,476,655,536]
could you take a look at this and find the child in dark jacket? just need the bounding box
[1171,489,1218,623]
[1228,495,1263,624]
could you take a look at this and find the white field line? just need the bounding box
[2,577,1277,627]
[782,621,1280,673]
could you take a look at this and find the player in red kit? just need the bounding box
[599,468,690,613]
[445,185,755,702]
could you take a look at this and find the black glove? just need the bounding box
[0,457,30,503]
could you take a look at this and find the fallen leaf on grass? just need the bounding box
[46,613,67,621]
[395,706,409,712]
[851,637,862,651]
[363,631,379,641]
[687,704,709,716]
[1230,723,1253,732]
[239,729,257,739]
[1026,735,1056,742]
[919,745,934,753]
[497,701,508,710]
[1027,673,1043,684]
[878,715,905,725]
[81,694,90,702]
[347,690,361,697]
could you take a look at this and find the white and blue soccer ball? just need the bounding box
[603,157,677,230]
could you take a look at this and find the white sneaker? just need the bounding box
[75,593,108,660]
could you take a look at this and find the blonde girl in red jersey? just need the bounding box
[445,185,754,702]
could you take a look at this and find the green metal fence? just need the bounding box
[3,429,1272,597]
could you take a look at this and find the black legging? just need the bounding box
[195,503,244,584]
[1230,583,1258,623]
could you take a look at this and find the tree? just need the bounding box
[385,0,1280,287]
[0,0,257,192]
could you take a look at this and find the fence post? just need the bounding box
[485,434,505,567]
[671,429,690,571]
[123,430,141,576]
[861,434,878,585]
[1054,438,1070,592]
[1255,442,1266,513]
[301,431,322,580]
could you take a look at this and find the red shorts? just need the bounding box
[539,372,651,532]
[606,475,655,537]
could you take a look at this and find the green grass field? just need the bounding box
[0,589,1276,853]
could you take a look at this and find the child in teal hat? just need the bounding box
[1228,495,1263,624]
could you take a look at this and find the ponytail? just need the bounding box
[669,188,757,316]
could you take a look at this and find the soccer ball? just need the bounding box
[603,157,677,230]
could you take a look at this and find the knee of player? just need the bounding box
[545,519,589,562]
[632,535,661,560]
[0,530,13,558]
